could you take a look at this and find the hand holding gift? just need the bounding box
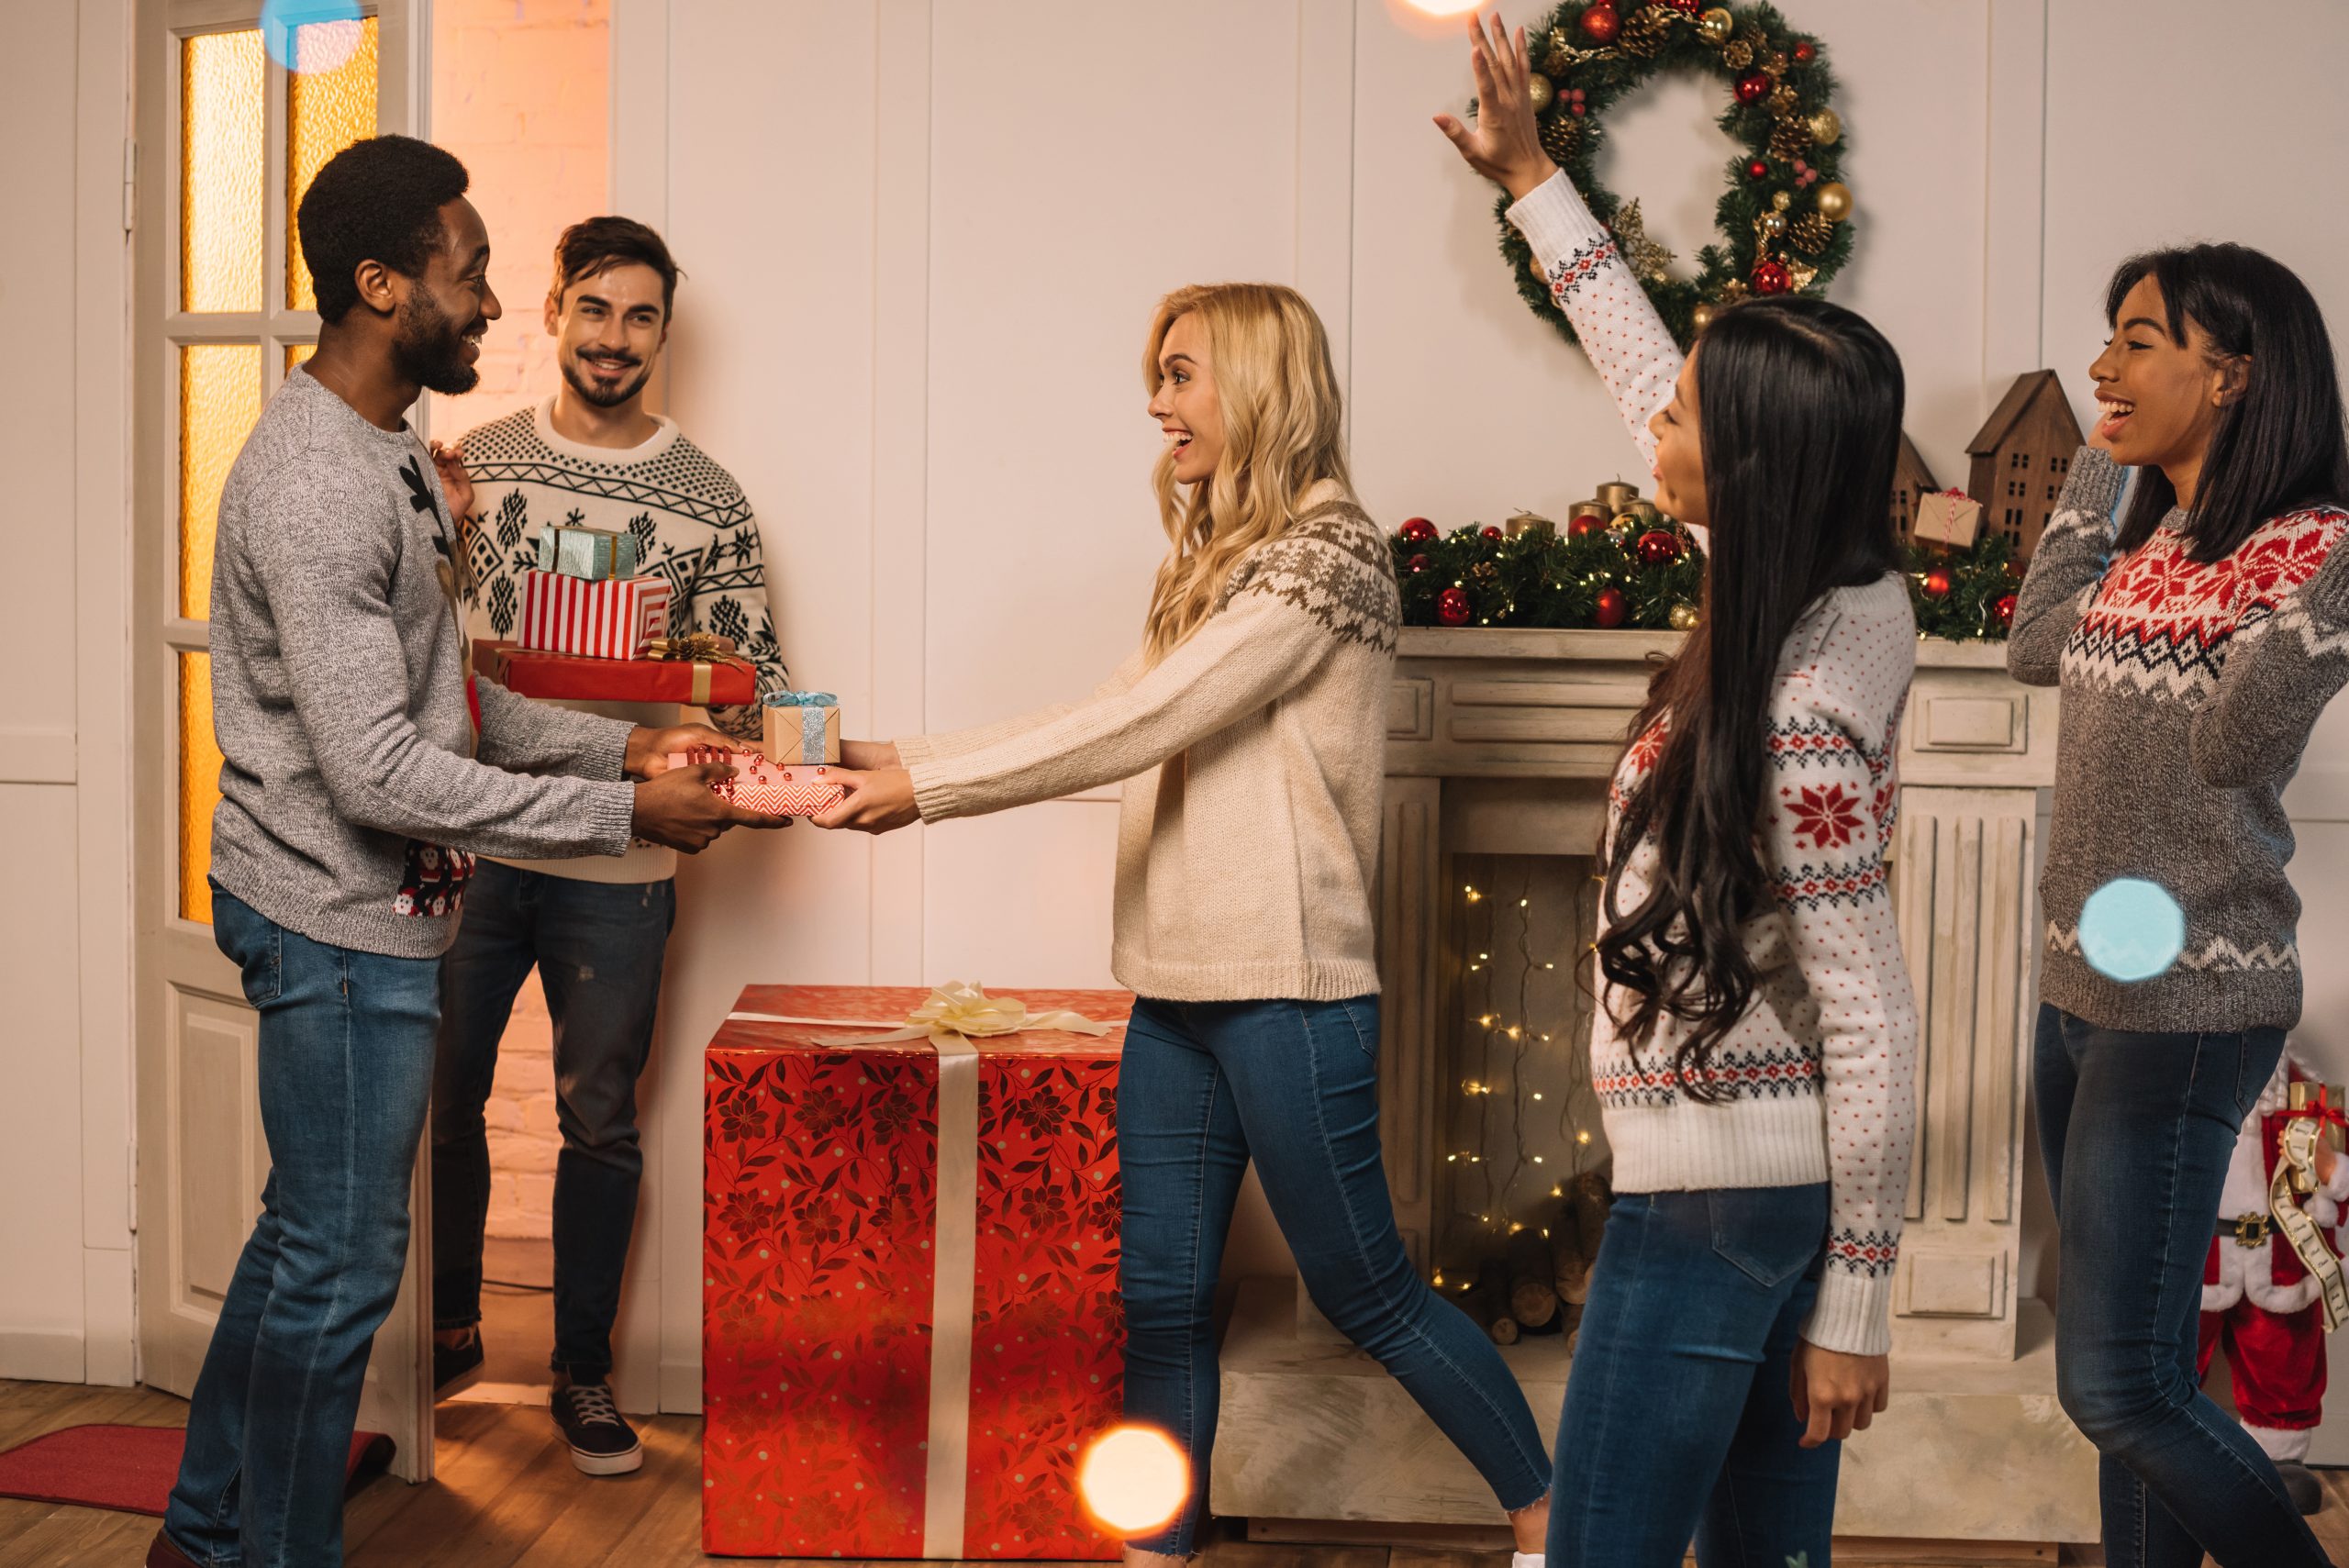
[624,721,745,779]
[667,748,847,820]
[630,758,788,852]
[811,766,919,834]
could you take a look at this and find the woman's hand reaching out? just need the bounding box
[813,767,919,834]
[1432,12,1559,204]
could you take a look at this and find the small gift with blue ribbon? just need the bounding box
[761,689,841,764]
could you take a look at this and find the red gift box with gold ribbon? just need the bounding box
[702,984,1130,1559]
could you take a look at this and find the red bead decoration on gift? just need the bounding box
[1579,2,1621,44]
[1438,586,1473,626]
[1482,525,1504,541]
[1752,259,1791,295]
[1922,569,1954,600]
[1995,592,2018,628]
[1746,158,1772,181]
[1595,588,1628,628]
[1735,72,1770,105]
[1400,516,1437,542]
[1408,553,1431,573]
[1635,529,1682,565]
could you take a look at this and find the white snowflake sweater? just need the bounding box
[1510,171,1921,1356]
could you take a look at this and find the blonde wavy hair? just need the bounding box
[1140,283,1354,663]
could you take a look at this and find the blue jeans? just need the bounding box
[1547,1184,1838,1567]
[1116,996,1551,1554]
[429,862,674,1379]
[163,889,440,1568]
[2033,1003,2332,1568]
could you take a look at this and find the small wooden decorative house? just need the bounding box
[1890,432,1939,539]
[1966,370,2087,561]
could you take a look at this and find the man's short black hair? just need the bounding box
[551,216,683,318]
[298,134,471,324]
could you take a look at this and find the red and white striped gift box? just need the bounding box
[517,570,673,659]
[667,752,847,817]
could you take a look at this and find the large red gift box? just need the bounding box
[476,640,757,706]
[703,984,1131,1560]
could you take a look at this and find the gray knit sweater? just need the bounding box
[207,369,640,959]
[2009,446,2349,1030]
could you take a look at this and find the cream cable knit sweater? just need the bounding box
[898,481,1399,1003]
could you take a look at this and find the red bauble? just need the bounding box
[1662,0,1702,11]
[1922,569,1954,600]
[1735,72,1771,105]
[1407,553,1431,574]
[1745,158,1772,181]
[1635,528,1682,565]
[1995,592,2018,628]
[1399,517,1437,543]
[1482,525,1504,541]
[1438,586,1473,627]
[1578,3,1621,44]
[1793,40,1816,62]
[1752,259,1791,295]
[1568,515,1603,538]
[1594,588,1628,628]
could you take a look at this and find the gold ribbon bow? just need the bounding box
[639,632,751,706]
[2271,1083,2349,1332]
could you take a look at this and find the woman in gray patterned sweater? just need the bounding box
[2009,244,2349,1566]
[817,284,1554,1567]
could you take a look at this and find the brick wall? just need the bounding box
[432,0,610,1240]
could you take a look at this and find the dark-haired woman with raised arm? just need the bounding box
[2008,243,2349,1567]
[1437,15,1918,1565]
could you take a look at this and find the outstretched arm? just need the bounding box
[2006,447,2124,687]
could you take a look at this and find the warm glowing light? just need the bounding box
[1576,1130,1593,1145]
[1401,0,1483,14]
[1078,1426,1189,1537]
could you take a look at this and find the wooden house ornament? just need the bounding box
[1890,432,1939,539]
[1967,370,2087,561]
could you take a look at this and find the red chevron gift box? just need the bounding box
[703,984,1130,1559]
[517,568,672,659]
[669,751,846,817]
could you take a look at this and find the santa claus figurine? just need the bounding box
[2201,1052,2349,1514]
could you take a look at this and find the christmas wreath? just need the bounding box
[1493,0,1855,350]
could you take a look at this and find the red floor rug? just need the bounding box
[0,1424,393,1516]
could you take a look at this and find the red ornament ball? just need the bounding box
[1568,514,1604,538]
[1438,586,1473,627]
[1399,517,1437,543]
[1793,40,1816,62]
[1662,0,1701,11]
[1481,525,1504,541]
[1578,3,1621,44]
[1752,259,1791,295]
[1595,587,1628,628]
[1735,72,1771,105]
[1745,158,1772,181]
[1635,528,1682,565]
[1922,569,1954,600]
[1407,553,1431,574]
[1995,592,2018,628]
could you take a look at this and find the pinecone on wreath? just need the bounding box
[1789,212,1833,255]
[1768,121,1813,161]
[1720,36,1754,68]
[1766,83,1800,117]
[1619,5,1675,57]
[1540,113,1584,163]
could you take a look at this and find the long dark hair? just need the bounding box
[1596,297,1903,1100]
[2106,245,2349,561]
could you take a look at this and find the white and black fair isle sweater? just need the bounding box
[2009,446,2349,1032]
[1510,172,1920,1357]
[457,400,789,741]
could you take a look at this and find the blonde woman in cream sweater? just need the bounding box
[817,283,1552,1566]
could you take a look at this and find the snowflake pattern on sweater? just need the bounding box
[1510,171,1920,1356]
[455,402,789,740]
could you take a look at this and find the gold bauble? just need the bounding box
[1669,603,1701,631]
[1759,210,1788,238]
[1690,301,1717,334]
[1814,181,1853,222]
[1527,72,1555,114]
[1772,190,1793,211]
[1807,107,1842,146]
[1698,7,1734,44]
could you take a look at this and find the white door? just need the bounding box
[132,0,436,1485]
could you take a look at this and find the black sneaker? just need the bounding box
[433,1328,484,1399]
[2278,1459,2324,1515]
[552,1379,643,1475]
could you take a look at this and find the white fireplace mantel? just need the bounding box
[1213,628,2099,1550]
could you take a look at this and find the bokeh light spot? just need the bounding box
[2079,877,2187,983]
[1076,1425,1189,1538]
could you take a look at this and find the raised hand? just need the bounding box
[1432,12,1558,204]
[429,439,475,522]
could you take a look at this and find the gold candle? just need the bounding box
[1594,480,1640,514]
[1504,510,1555,538]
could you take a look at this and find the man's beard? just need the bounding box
[392,284,483,395]
[561,350,651,409]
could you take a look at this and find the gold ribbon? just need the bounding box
[722,984,1108,1555]
[640,632,751,706]
[2270,1109,2349,1333]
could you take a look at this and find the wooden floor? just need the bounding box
[5,1376,2347,1565]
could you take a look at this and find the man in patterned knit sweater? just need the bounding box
[427,217,786,1475]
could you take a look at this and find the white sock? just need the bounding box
[1512,1552,1544,1568]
